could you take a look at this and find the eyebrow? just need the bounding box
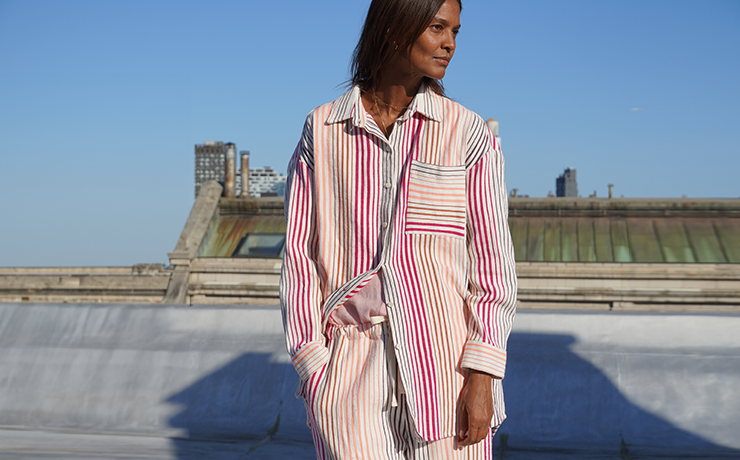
[434,16,461,30]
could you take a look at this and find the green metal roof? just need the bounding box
[509,198,740,263]
[198,197,740,263]
[198,198,286,258]
[509,216,739,263]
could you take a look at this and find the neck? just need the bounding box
[372,82,417,109]
[360,73,423,138]
[372,68,423,109]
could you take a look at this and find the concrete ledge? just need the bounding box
[0,275,170,290]
[0,303,738,457]
[162,266,190,304]
[191,257,282,274]
[163,181,224,304]
[0,264,169,275]
[183,260,740,310]
[190,295,280,305]
[5,260,737,309]
[0,302,305,443]
[502,310,740,456]
[518,300,740,312]
[170,181,224,262]
[189,284,279,296]
[0,265,171,304]
[516,261,740,280]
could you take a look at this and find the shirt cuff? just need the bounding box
[291,341,330,381]
[460,340,507,379]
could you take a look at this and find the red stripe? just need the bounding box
[281,84,517,442]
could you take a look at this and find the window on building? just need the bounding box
[232,233,285,258]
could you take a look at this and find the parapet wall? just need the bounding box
[183,259,740,311]
[0,264,171,304]
[0,302,738,457]
[4,261,739,311]
[0,302,306,442]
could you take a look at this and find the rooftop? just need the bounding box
[197,196,740,264]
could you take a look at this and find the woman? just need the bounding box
[280,0,517,458]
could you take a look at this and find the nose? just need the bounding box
[442,30,456,53]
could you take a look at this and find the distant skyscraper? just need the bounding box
[194,142,286,198]
[195,141,226,198]
[556,168,578,197]
[247,166,287,198]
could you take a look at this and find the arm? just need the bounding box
[280,113,329,381]
[457,121,518,446]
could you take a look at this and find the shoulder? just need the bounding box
[443,96,487,128]
[295,87,358,166]
[303,86,359,128]
[425,90,489,135]
[297,99,333,141]
[440,94,495,139]
[301,103,327,130]
[426,93,499,167]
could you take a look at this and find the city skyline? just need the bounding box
[1,0,738,266]
[194,141,286,199]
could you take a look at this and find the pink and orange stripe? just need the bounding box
[280,83,517,443]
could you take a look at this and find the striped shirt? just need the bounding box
[280,83,517,441]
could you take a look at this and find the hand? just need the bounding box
[456,369,494,447]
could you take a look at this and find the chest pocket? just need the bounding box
[405,160,467,239]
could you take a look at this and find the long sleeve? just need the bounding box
[280,113,330,381]
[281,86,516,439]
[461,123,518,379]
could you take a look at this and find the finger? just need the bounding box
[460,424,484,447]
[468,425,486,444]
[458,415,477,447]
[458,430,480,447]
[457,406,469,441]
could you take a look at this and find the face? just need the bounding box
[407,0,461,81]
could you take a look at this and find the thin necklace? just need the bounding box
[372,90,410,111]
[372,92,389,136]
[372,90,409,136]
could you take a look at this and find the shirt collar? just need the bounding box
[412,82,444,123]
[326,82,444,127]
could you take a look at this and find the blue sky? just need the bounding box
[1,0,738,267]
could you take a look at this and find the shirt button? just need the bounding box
[385,182,392,189]
[382,222,388,228]
[395,344,402,350]
[387,302,394,308]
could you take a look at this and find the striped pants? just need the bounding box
[299,321,493,459]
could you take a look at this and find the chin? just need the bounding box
[431,68,448,80]
[422,70,446,80]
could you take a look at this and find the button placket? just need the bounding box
[376,128,403,270]
[374,117,410,400]
[380,142,394,240]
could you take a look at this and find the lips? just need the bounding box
[434,57,450,65]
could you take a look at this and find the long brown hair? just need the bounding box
[350,0,462,96]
